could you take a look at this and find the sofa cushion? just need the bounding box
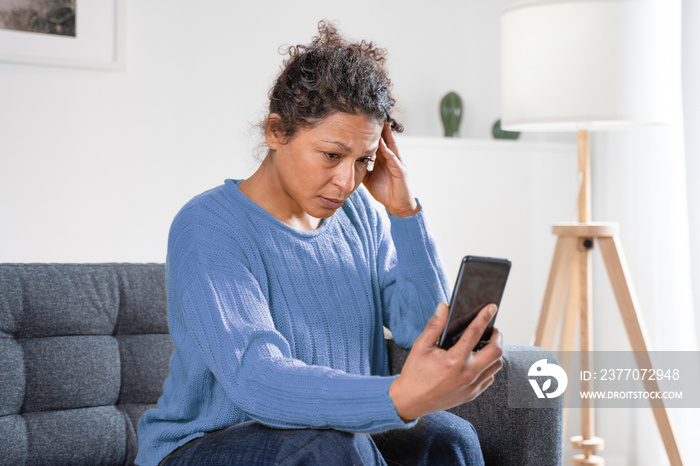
[0,263,173,466]
[0,264,120,338]
[0,338,24,416]
[118,334,174,405]
[22,335,121,413]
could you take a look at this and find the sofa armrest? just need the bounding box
[386,340,563,466]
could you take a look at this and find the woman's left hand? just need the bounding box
[363,123,420,218]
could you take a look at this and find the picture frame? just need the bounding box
[0,0,126,71]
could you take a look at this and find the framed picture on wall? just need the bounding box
[0,0,125,71]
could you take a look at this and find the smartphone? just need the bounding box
[438,256,511,351]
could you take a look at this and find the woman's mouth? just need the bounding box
[319,196,344,209]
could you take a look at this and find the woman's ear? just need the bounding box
[264,114,283,151]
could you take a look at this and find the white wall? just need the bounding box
[0,0,570,264]
[683,0,700,347]
[398,136,576,347]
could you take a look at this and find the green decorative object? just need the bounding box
[440,91,463,137]
[492,119,521,140]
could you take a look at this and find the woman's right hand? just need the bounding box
[388,303,504,421]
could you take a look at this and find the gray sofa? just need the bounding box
[0,263,563,465]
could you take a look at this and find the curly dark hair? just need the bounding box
[265,20,403,141]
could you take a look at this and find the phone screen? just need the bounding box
[438,256,511,350]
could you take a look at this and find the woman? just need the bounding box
[136,21,503,466]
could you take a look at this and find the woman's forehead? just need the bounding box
[309,113,383,139]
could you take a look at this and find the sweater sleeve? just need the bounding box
[175,235,415,433]
[376,200,452,348]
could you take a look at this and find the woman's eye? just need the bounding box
[358,157,376,171]
[323,152,341,160]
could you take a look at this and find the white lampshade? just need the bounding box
[501,0,673,132]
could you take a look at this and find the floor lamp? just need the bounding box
[501,1,684,465]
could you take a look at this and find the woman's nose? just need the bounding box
[332,160,356,193]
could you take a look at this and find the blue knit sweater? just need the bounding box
[135,179,451,465]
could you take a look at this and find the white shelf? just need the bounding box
[395,135,576,155]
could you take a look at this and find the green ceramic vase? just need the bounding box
[440,91,463,137]
[492,119,521,140]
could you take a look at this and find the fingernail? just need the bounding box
[489,305,498,317]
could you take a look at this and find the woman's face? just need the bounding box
[266,112,383,221]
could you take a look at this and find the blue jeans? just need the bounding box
[160,411,484,465]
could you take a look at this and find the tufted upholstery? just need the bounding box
[0,264,173,466]
[0,263,563,466]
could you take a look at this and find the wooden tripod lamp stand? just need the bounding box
[501,1,684,465]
